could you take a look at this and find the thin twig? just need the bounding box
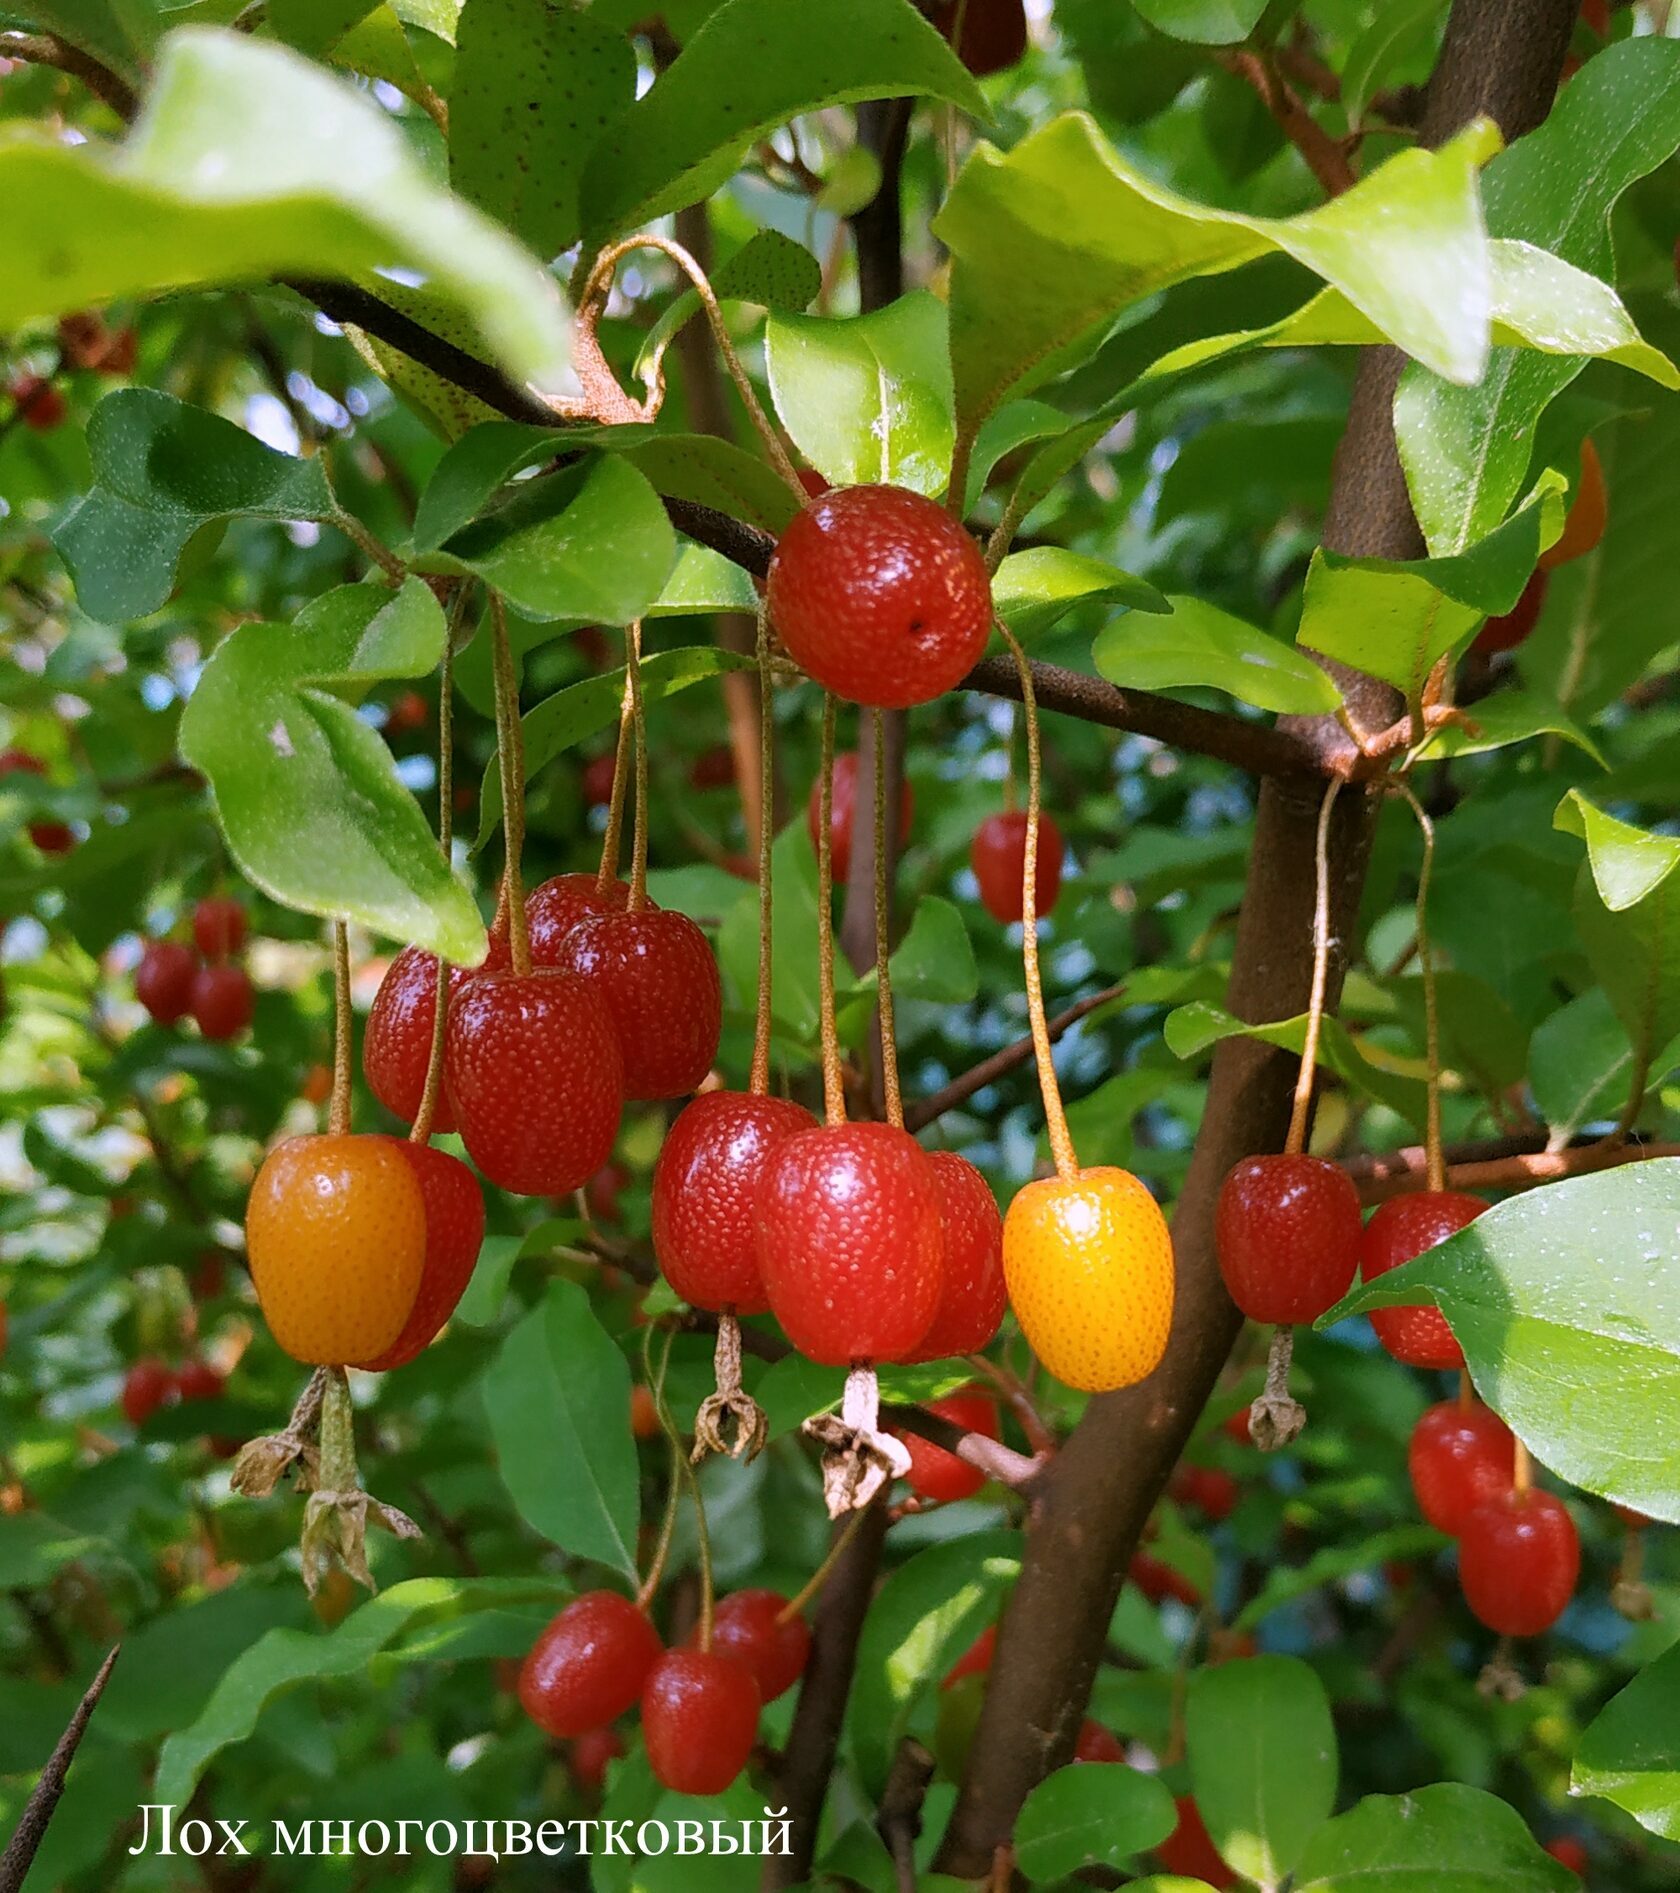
[0,1647,121,1893]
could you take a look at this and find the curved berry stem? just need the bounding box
[774,1508,870,1626]
[636,1327,681,1611]
[487,592,530,976]
[412,611,463,1146]
[1395,782,1444,1191]
[816,694,846,1128]
[598,652,635,894]
[329,920,352,1138]
[1286,776,1344,1158]
[870,705,903,1130]
[625,621,651,913]
[750,601,776,1096]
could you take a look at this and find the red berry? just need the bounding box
[587,1161,629,1224]
[805,751,913,886]
[192,895,247,961]
[689,745,736,790]
[568,1726,623,1792]
[553,907,722,1100]
[1360,1191,1484,1370]
[970,810,1064,923]
[942,1623,996,1689]
[767,485,992,708]
[385,689,428,734]
[10,374,65,431]
[518,1592,662,1738]
[756,1121,945,1364]
[1545,1835,1589,1877]
[135,940,199,1025]
[582,753,618,807]
[357,1140,484,1371]
[932,0,1028,75]
[1158,1796,1237,1888]
[99,327,138,377]
[190,1251,227,1300]
[651,1090,818,1314]
[1408,1400,1516,1536]
[174,1358,224,1403]
[1129,1552,1201,1608]
[1073,1719,1124,1763]
[446,970,623,1196]
[689,1590,811,1702]
[365,946,472,1133]
[122,1358,175,1425]
[901,1388,998,1504]
[1170,1464,1241,1523]
[795,468,829,498]
[1473,569,1548,656]
[56,311,108,370]
[1614,1503,1651,1530]
[641,1649,761,1795]
[630,1384,660,1438]
[905,1151,1005,1361]
[0,749,74,853]
[1222,1405,1254,1444]
[190,962,254,1040]
[1216,1153,1362,1325]
[526,873,630,965]
[1459,1489,1579,1636]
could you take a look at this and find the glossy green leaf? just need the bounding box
[625,433,800,536]
[1095,593,1342,715]
[412,421,570,551]
[1574,1640,1680,1840]
[964,398,1070,511]
[1128,0,1265,45]
[1342,0,1444,128]
[1412,690,1604,767]
[996,547,1171,641]
[716,823,828,1053]
[651,541,761,615]
[178,580,487,962]
[1528,991,1680,1143]
[270,0,382,55]
[22,0,155,83]
[1294,1784,1573,1891]
[852,894,978,1006]
[1014,1764,1177,1884]
[1555,790,1680,912]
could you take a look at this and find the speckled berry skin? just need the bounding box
[366,946,469,1132]
[554,908,722,1101]
[357,1141,485,1371]
[1003,1167,1174,1393]
[246,1134,427,1365]
[806,752,913,886]
[641,1650,761,1796]
[906,1152,1005,1361]
[688,1590,811,1702]
[1215,1153,1362,1325]
[527,872,631,965]
[135,941,198,1025]
[651,1090,817,1313]
[192,895,247,960]
[518,1592,662,1739]
[971,810,1064,924]
[767,485,993,708]
[190,962,255,1040]
[1409,1400,1516,1536]
[1458,1489,1580,1636]
[445,970,623,1197]
[901,1388,998,1504]
[1360,1190,1483,1369]
[756,1121,945,1365]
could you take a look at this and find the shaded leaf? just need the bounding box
[1294,1783,1573,1891]
[1014,1765,1177,1884]
[997,547,1171,641]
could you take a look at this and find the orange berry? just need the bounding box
[630,1384,660,1439]
[301,1062,333,1105]
[1540,437,1606,570]
[246,1134,426,1365]
[1002,1167,1174,1392]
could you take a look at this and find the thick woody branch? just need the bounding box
[1349,1135,1680,1205]
[0,32,137,118]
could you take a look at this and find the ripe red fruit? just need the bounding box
[445,970,623,1196]
[357,1141,484,1371]
[942,1623,996,1689]
[526,872,631,965]
[690,1590,811,1702]
[582,753,618,807]
[806,751,914,886]
[192,895,247,960]
[1170,1464,1241,1523]
[970,810,1064,924]
[767,485,993,708]
[1408,1400,1516,1536]
[932,0,1028,75]
[568,1726,623,1793]
[641,1650,761,1795]
[1129,1552,1201,1608]
[385,689,428,734]
[905,1151,1006,1361]
[174,1358,224,1403]
[518,1592,663,1738]
[122,1358,175,1425]
[0,750,74,853]
[365,946,470,1133]
[1544,1835,1589,1877]
[1215,1153,1362,1325]
[135,940,199,1025]
[1459,1489,1580,1636]
[651,1090,818,1314]
[756,1121,945,1364]
[1158,1796,1237,1888]
[1073,1719,1124,1763]
[10,374,65,431]
[1473,569,1548,656]
[901,1388,999,1504]
[190,962,254,1040]
[1223,1405,1255,1444]
[795,468,829,498]
[554,908,722,1100]
[1359,1191,1484,1369]
[689,745,736,790]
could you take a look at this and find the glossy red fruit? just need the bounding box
[554,908,722,1100]
[365,946,471,1133]
[174,1358,224,1403]
[357,1141,485,1371]
[906,1152,1006,1361]
[1459,1489,1580,1636]
[933,0,1028,75]
[1216,1153,1362,1325]
[651,1090,818,1314]
[1360,1191,1485,1370]
[582,753,618,807]
[190,962,254,1040]
[568,1726,623,1792]
[756,1121,945,1365]
[767,485,992,709]
[0,750,74,853]
[1544,1835,1589,1877]
[806,751,914,886]
[1073,1719,1124,1763]
[971,810,1064,923]
[641,1650,761,1796]
[192,895,247,961]
[122,1358,175,1425]
[1170,1464,1241,1523]
[942,1623,996,1689]
[135,940,198,1025]
[901,1389,999,1504]
[1473,569,1548,656]
[446,971,623,1196]
[518,1592,663,1739]
[10,374,65,431]
[526,872,631,965]
[1408,1400,1516,1536]
[1129,1552,1201,1608]
[690,1590,811,1703]
[1158,1796,1237,1888]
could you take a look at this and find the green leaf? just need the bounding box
[0,28,571,392]
[1294,1783,1573,1892]
[854,894,978,1006]
[1342,0,1444,128]
[651,541,762,615]
[1187,1657,1337,1886]
[995,547,1171,641]
[766,293,955,496]
[717,822,829,1052]
[579,0,985,245]
[1231,1525,1447,1633]
[270,0,382,56]
[1128,0,1266,45]
[1555,790,1680,912]
[1095,593,1342,715]
[1318,1162,1680,1523]
[412,420,572,552]
[1574,1640,1680,1840]
[482,1279,640,1580]
[21,0,156,83]
[1411,690,1605,767]
[625,433,800,537]
[1396,37,1680,553]
[713,229,824,310]
[178,581,487,963]
[936,112,1501,444]
[449,0,635,259]
[1014,1765,1177,1884]
[1528,989,1668,1142]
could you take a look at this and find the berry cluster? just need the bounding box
[135,896,256,1041]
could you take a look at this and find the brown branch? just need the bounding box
[1349,1137,1680,1205]
[1218,50,1356,196]
[0,1646,120,1893]
[0,32,137,118]
[877,1738,936,1893]
[905,983,1125,1133]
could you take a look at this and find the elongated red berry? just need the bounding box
[1130,1552,1201,1608]
[1408,1400,1516,1535]
[901,1388,998,1504]
[568,1725,623,1793]
[687,1590,811,1702]
[906,1152,1006,1362]
[135,941,198,1025]
[933,0,1028,75]
[1170,1464,1241,1523]
[365,946,469,1133]
[767,485,992,708]
[1360,1191,1484,1369]
[651,1090,817,1314]
[1458,1489,1579,1636]
[357,1141,484,1370]
[518,1592,662,1739]
[122,1357,175,1425]
[641,1650,761,1795]
[526,873,631,964]
[555,908,722,1100]
[193,895,247,961]
[1158,1796,1237,1888]
[445,970,623,1196]
[971,810,1064,923]
[756,1121,945,1365]
[1216,1153,1362,1325]
[806,752,913,885]
[190,962,254,1040]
